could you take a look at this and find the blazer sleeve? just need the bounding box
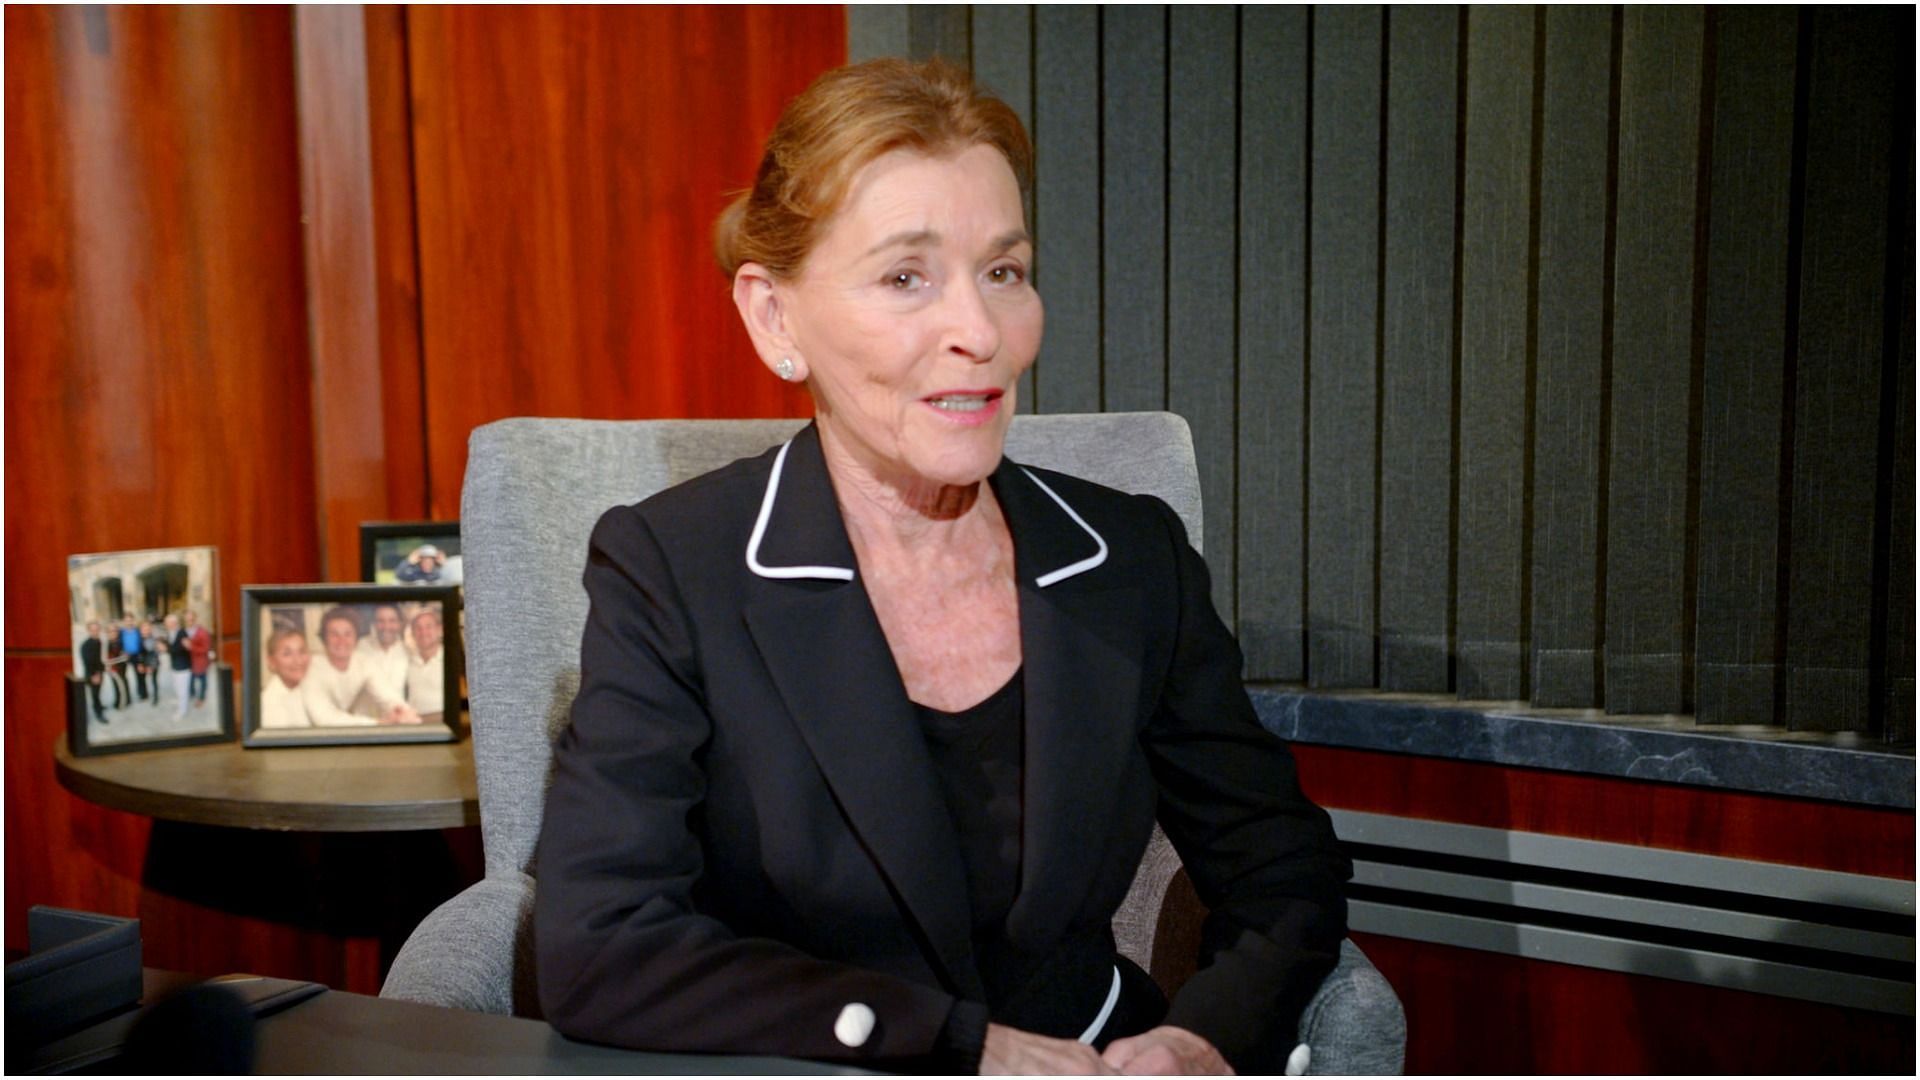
[535,506,988,1069]
[1135,497,1352,1072]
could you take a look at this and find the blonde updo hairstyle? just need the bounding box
[714,57,1034,280]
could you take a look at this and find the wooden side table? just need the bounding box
[50,736,483,995]
[53,738,479,832]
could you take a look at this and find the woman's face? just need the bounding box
[270,635,311,688]
[778,143,1042,489]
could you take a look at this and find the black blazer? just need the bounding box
[535,424,1349,1070]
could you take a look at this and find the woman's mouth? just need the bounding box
[922,390,1004,425]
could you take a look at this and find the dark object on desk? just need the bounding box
[19,973,324,1075]
[121,985,255,1074]
[4,908,142,1062]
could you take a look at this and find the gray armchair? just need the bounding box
[382,414,1405,1073]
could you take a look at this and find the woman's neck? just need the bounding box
[817,422,991,550]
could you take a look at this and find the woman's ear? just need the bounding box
[732,264,809,382]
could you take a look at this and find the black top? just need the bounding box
[912,668,1025,945]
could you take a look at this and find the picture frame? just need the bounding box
[65,665,235,757]
[240,584,463,748]
[65,545,229,754]
[359,521,462,587]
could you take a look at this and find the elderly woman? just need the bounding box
[535,59,1349,1075]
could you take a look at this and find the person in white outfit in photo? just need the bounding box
[405,607,446,718]
[302,607,420,728]
[259,627,316,730]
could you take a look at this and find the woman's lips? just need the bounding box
[922,390,1004,426]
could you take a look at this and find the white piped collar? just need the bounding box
[744,434,1111,589]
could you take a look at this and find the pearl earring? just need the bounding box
[774,357,796,381]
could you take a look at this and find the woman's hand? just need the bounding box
[981,1023,1117,1075]
[1099,1026,1234,1075]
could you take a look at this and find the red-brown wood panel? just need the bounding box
[4,5,319,959]
[295,4,429,583]
[405,5,840,517]
[1351,931,1913,1073]
[4,657,149,949]
[1294,744,1915,878]
[4,5,320,650]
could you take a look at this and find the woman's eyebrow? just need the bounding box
[861,228,1032,258]
[863,229,938,257]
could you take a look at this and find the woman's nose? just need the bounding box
[943,281,1001,362]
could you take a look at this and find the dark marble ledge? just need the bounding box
[1248,685,1916,811]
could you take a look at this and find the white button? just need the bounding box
[834,1002,876,1048]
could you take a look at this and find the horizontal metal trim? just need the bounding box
[1330,809,1915,915]
[1351,899,1916,1016]
[1351,860,1914,962]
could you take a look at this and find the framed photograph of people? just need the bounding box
[240,585,463,748]
[65,545,232,755]
[360,521,461,587]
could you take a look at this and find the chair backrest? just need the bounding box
[460,413,1202,878]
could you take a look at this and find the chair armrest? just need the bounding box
[380,873,539,1018]
[1295,939,1406,1075]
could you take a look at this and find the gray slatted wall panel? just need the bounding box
[1306,5,1382,688]
[1456,6,1533,701]
[1032,6,1102,414]
[1169,5,1240,620]
[1605,5,1702,715]
[1236,6,1309,680]
[1378,6,1459,691]
[1888,124,1915,745]
[847,5,911,63]
[1785,9,1895,732]
[909,5,972,65]
[1694,7,1796,724]
[970,5,1036,413]
[1530,5,1612,708]
[1101,6,1167,413]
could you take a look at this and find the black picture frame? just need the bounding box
[358,521,461,587]
[65,664,235,757]
[241,584,464,748]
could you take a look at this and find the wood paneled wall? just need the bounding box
[5,4,844,973]
[405,5,831,515]
[860,4,1916,737]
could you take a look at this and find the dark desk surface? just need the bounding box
[27,971,862,1075]
[52,737,479,831]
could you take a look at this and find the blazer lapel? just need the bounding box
[742,427,982,999]
[990,463,1146,947]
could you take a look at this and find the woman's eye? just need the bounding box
[987,264,1026,286]
[886,270,927,290]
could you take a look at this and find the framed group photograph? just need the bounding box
[65,545,232,755]
[360,521,461,587]
[241,585,463,748]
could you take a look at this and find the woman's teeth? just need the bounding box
[928,395,991,412]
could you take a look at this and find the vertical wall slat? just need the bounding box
[1785,8,1896,731]
[1605,5,1703,715]
[1379,5,1459,692]
[1306,5,1382,688]
[1168,5,1240,620]
[1456,6,1534,701]
[1530,5,1612,708]
[970,5,1036,412]
[846,5,910,63]
[1694,7,1796,724]
[908,5,972,65]
[1887,125,1915,745]
[1032,6,1102,414]
[1236,6,1310,680]
[1101,6,1167,414]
